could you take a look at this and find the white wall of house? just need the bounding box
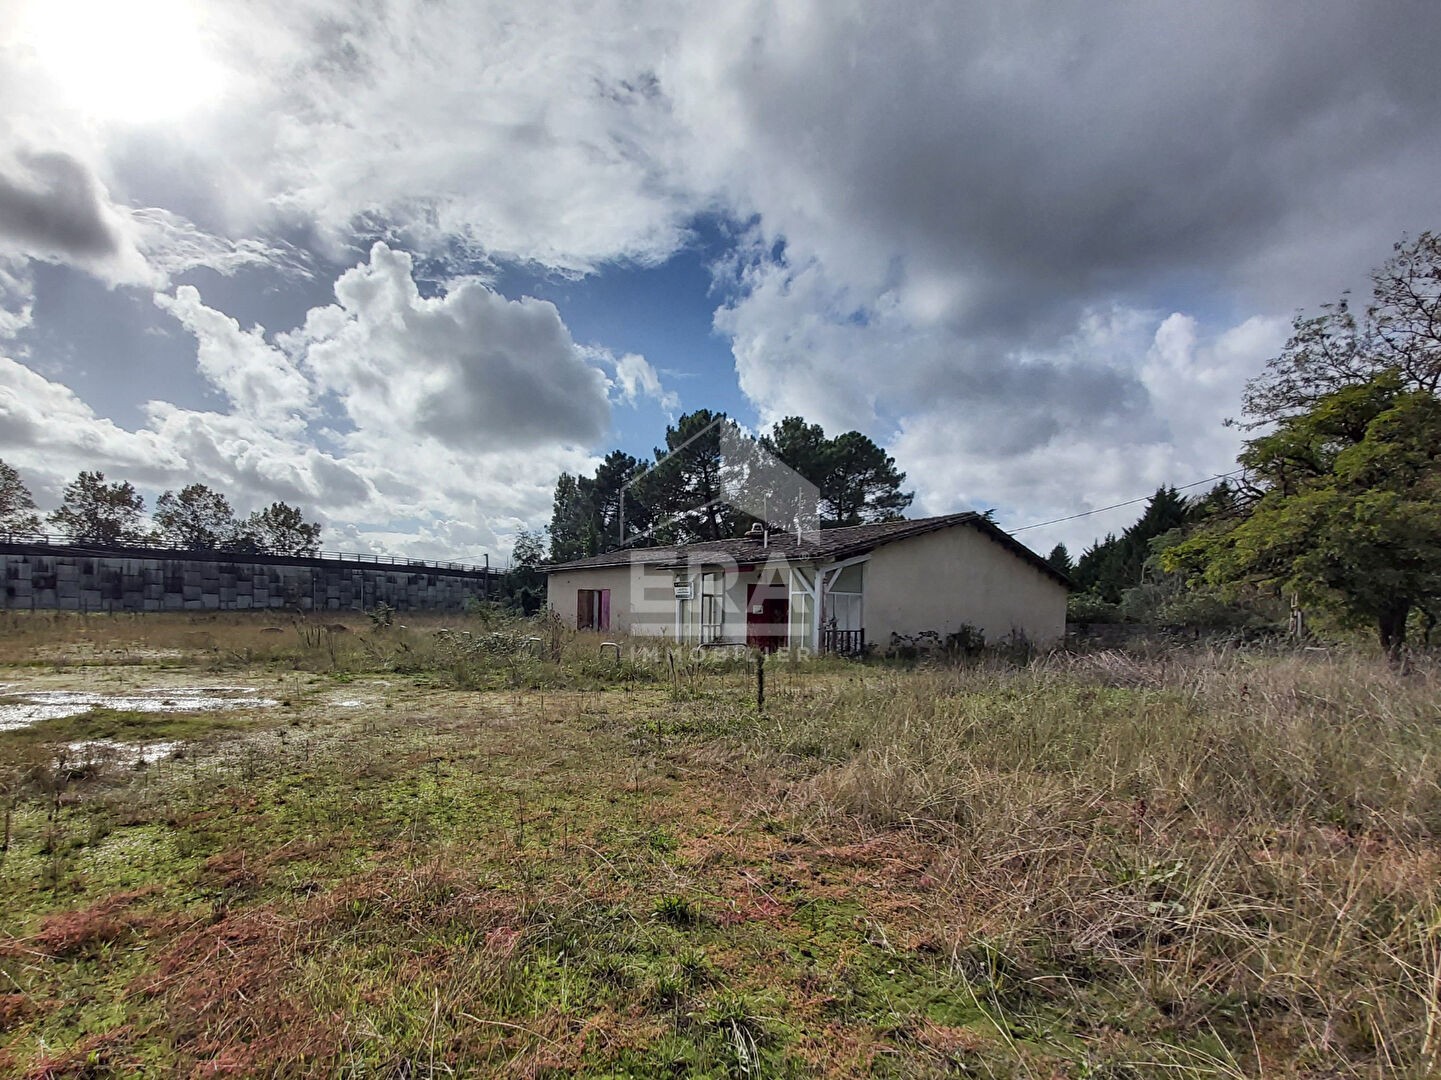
[547,556,799,644]
[863,526,1067,646]
[546,563,675,634]
[547,523,1065,648]
[679,562,792,646]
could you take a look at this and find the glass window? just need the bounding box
[700,571,723,643]
[788,565,815,651]
[832,563,863,593]
[828,592,862,631]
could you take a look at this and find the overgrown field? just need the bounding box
[1,612,1439,1077]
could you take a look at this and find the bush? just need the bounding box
[1067,590,1119,624]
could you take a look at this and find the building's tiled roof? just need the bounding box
[544,512,1071,587]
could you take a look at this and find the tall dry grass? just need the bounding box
[748,647,1441,1075]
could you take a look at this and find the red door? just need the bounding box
[746,582,789,652]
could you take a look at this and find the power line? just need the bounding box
[1009,470,1243,534]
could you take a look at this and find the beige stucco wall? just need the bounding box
[546,563,676,635]
[548,556,797,643]
[863,526,1067,647]
[683,563,789,646]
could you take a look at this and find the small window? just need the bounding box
[576,588,610,630]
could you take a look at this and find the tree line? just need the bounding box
[1061,232,1441,659]
[0,465,323,556]
[546,411,913,562]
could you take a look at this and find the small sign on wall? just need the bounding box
[674,584,693,600]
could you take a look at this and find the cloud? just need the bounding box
[0,258,34,342]
[0,150,154,284]
[132,208,314,281]
[0,151,119,258]
[888,309,1289,554]
[0,349,372,517]
[30,0,694,276]
[610,351,679,410]
[669,3,1441,315]
[0,144,314,291]
[0,245,623,558]
[2,0,1438,557]
[291,242,610,452]
[0,355,183,495]
[154,285,313,433]
[667,2,1440,543]
[140,402,373,512]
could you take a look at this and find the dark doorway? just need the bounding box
[577,588,610,631]
[746,581,789,652]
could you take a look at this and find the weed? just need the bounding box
[653,894,701,928]
[0,616,1438,1076]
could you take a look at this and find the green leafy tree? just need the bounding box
[548,473,592,562]
[1166,234,1441,659]
[584,450,651,549]
[639,409,732,543]
[504,527,546,614]
[1168,376,1441,659]
[1067,589,1119,625]
[1045,543,1074,577]
[1072,488,1189,602]
[761,416,913,527]
[48,471,147,544]
[512,528,545,567]
[1241,232,1441,426]
[821,430,913,526]
[153,483,238,550]
[0,459,42,535]
[239,502,322,556]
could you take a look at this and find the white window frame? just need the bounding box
[787,564,815,651]
[700,570,724,643]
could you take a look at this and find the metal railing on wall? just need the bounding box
[821,628,866,656]
[0,531,495,577]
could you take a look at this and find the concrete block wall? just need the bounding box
[1,544,500,614]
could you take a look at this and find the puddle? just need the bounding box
[0,686,279,731]
[64,740,180,765]
[325,686,385,709]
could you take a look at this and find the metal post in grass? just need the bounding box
[756,648,765,713]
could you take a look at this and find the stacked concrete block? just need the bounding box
[1,545,498,614]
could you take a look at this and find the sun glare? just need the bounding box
[20,0,223,123]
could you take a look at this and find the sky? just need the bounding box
[1,1,1439,564]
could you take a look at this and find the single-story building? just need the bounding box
[545,512,1070,654]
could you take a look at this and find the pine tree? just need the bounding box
[0,459,42,535]
[639,410,731,543]
[586,450,650,549]
[761,417,913,527]
[1045,543,1074,577]
[1071,488,1189,601]
[548,473,592,562]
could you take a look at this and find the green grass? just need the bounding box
[0,706,277,748]
[1,617,1439,1076]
